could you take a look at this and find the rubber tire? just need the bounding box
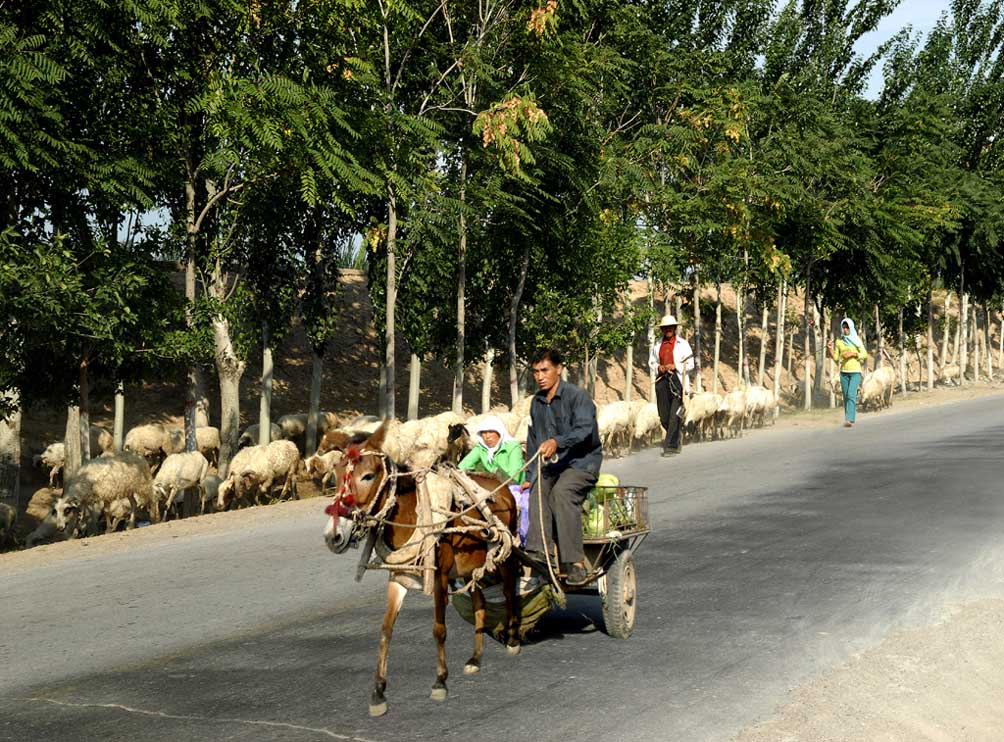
[601,549,637,639]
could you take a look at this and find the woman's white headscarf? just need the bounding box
[473,414,513,463]
[840,317,863,350]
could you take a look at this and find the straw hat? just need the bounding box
[658,314,678,327]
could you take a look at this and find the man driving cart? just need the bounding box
[523,348,603,587]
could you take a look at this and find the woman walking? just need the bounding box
[828,317,868,427]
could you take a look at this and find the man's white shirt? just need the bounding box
[648,335,695,394]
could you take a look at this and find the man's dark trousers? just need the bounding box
[526,467,597,564]
[655,374,683,453]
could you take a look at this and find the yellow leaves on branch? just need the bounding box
[365,223,387,252]
[474,95,552,175]
[527,1,558,37]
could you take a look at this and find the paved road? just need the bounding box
[4,395,1004,742]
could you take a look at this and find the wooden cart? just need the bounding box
[453,485,650,640]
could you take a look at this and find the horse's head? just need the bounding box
[323,421,390,554]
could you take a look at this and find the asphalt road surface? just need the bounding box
[4,395,1004,742]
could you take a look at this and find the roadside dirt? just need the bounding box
[736,598,1004,742]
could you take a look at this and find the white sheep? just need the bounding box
[514,415,531,448]
[238,422,283,449]
[200,474,223,514]
[598,401,633,458]
[34,442,66,487]
[218,440,300,509]
[124,423,170,468]
[24,487,63,548]
[162,426,220,464]
[743,386,775,428]
[717,389,747,438]
[153,451,210,515]
[304,450,344,491]
[631,402,662,449]
[512,395,534,419]
[684,392,719,441]
[52,451,154,536]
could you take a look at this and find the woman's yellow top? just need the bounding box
[832,337,868,373]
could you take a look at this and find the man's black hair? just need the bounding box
[531,347,563,366]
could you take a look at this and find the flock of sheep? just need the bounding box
[4,366,902,550]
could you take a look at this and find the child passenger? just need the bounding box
[458,415,529,544]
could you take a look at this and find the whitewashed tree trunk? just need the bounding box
[973,305,981,382]
[758,301,769,385]
[675,294,683,323]
[859,320,868,372]
[385,183,398,419]
[408,354,421,420]
[927,291,935,391]
[378,363,388,418]
[898,307,907,393]
[984,305,993,379]
[693,273,703,393]
[999,302,1003,376]
[736,284,744,387]
[772,279,786,416]
[827,313,837,408]
[452,159,468,417]
[305,350,323,456]
[259,322,273,446]
[959,291,969,384]
[79,357,91,461]
[64,405,81,481]
[113,380,125,451]
[712,284,722,394]
[648,280,657,401]
[508,247,529,407]
[0,391,21,508]
[940,291,951,372]
[874,304,883,368]
[481,349,494,414]
[812,304,824,391]
[802,276,812,410]
[625,340,633,403]
[213,316,247,478]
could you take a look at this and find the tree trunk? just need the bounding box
[828,312,837,408]
[648,279,657,401]
[305,349,323,457]
[758,301,769,386]
[874,304,883,368]
[736,284,744,386]
[803,272,812,410]
[972,305,980,382]
[79,355,91,461]
[113,380,125,451]
[408,353,421,421]
[999,302,1003,377]
[812,304,824,392]
[712,284,722,394]
[692,270,703,392]
[773,279,786,415]
[184,171,200,454]
[940,291,951,371]
[508,247,530,407]
[675,294,683,324]
[452,157,468,416]
[959,290,968,384]
[898,307,907,393]
[0,391,21,508]
[625,339,633,403]
[213,317,246,478]
[64,404,82,481]
[481,349,494,414]
[385,184,398,419]
[859,320,868,372]
[984,305,993,379]
[786,325,794,377]
[378,362,387,417]
[258,322,273,446]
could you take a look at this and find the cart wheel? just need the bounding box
[601,549,636,639]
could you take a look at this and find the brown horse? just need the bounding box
[323,422,522,716]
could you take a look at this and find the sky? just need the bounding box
[853,0,954,97]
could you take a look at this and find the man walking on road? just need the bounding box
[524,348,602,587]
[649,315,695,457]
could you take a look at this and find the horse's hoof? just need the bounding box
[369,702,388,717]
[430,686,448,701]
[506,644,522,657]
[463,662,480,675]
